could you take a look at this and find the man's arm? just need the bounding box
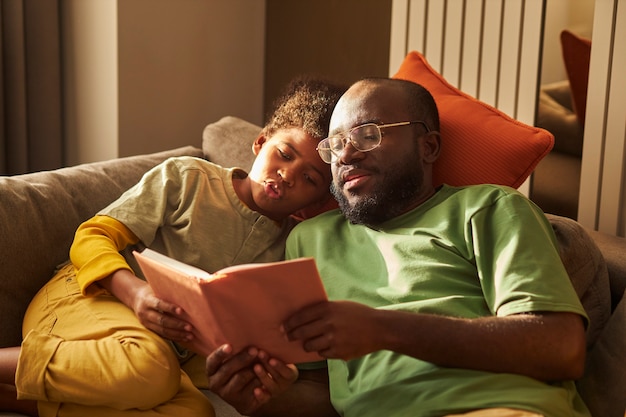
[250,367,337,417]
[206,345,338,417]
[284,301,586,382]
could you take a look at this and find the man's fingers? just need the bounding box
[206,344,234,376]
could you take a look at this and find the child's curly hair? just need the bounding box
[262,76,347,140]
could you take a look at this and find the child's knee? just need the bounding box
[109,337,181,408]
[168,374,216,417]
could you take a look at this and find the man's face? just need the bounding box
[328,82,432,225]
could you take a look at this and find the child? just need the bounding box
[0,77,346,417]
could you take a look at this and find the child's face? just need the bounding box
[246,127,332,221]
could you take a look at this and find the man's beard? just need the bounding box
[331,161,425,226]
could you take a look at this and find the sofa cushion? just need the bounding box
[0,146,203,348]
[392,51,554,189]
[202,116,260,172]
[546,214,611,349]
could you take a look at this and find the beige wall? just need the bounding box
[62,0,265,165]
[62,0,390,165]
[264,0,391,121]
[118,0,265,158]
[62,0,119,165]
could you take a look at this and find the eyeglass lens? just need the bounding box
[317,124,383,163]
[330,124,381,152]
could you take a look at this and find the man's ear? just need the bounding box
[422,132,441,164]
[252,134,268,156]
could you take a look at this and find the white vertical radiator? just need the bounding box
[578,0,626,236]
[389,0,547,195]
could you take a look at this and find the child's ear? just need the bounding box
[252,134,268,156]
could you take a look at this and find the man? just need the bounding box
[206,78,591,417]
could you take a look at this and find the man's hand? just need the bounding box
[283,300,383,360]
[252,349,300,398]
[206,345,337,417]
[206,344,298,416]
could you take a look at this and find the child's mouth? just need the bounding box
[265,181,282,199]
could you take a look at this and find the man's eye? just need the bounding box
[304,173,317,186]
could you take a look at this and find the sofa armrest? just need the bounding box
[0,146,203,348]
[541,80,575,112]
[536,81,583,157]
[587,229,626,311]
[545,214,611,348]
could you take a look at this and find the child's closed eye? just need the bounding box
[278,147,293,160]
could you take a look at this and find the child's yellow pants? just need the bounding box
[17,263,214,417]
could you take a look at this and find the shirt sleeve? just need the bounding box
[70,215,140,295]
[97,157,186,246]
[471,191,588,323]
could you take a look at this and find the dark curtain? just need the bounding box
[1,0,64,175]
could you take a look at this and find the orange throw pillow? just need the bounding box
[393,51,554,189]
[560,30,591,126]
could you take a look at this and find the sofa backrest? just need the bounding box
[0,146,203,348]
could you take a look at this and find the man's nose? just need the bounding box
[337,140,364,164]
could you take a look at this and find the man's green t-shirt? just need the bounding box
[287,184,590,417]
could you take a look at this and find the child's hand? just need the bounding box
[101,269,194,343]
[131,281,193,343]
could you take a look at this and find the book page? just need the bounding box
[138,248,213,280]
[134,250,327,363]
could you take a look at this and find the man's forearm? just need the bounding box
[252,378,338,417]
[377,309,586,381]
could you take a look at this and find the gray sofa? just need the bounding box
[1,116,625,417]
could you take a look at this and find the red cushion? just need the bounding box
[560,30,591,126]
[393,51,554,189]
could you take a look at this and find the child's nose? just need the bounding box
[278,168,293,186]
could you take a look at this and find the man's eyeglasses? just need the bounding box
[316,121,429,164]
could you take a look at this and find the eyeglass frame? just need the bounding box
[316,120,430,164]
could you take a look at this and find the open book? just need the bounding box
[134,248,327,363]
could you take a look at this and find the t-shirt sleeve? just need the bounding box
[98,157,197,246]
[470,192,588,323]
[71,215,140,295]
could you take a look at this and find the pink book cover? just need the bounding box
[134,249,327,363]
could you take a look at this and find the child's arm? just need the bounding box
[70,215,139,294]
[70,215,193,343]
